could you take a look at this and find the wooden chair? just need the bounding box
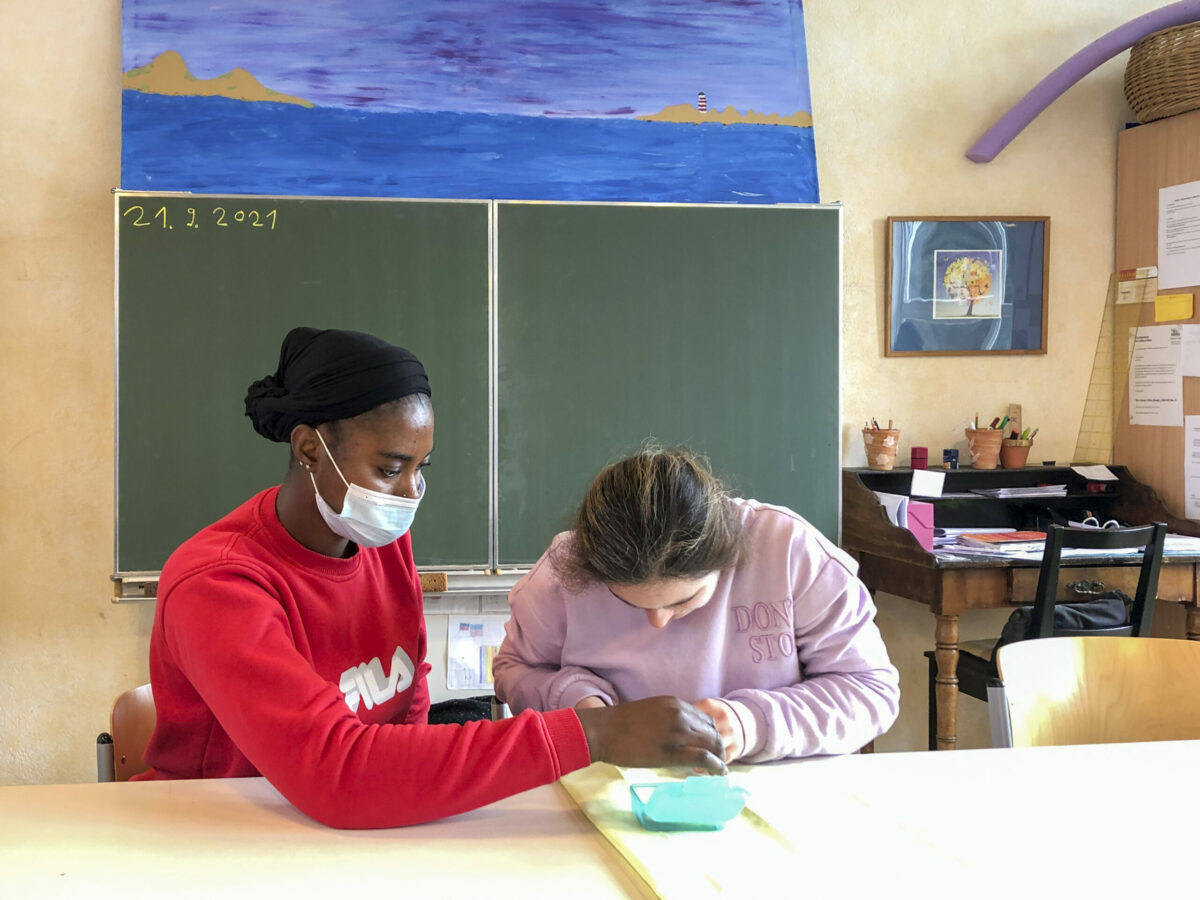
[924,522,1167,750]
[96,683,156,782]
[994,636,1200,747]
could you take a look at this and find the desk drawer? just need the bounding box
[1009,565,1193,605]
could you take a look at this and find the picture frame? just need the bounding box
[885,216,1049,356]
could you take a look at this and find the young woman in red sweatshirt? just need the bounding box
[136,326,724,828]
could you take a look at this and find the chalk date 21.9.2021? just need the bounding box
[122,204,278,231]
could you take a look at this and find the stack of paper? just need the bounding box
[969,484,1067,499]
[932,527,1014,548]
[935,533,1200,562]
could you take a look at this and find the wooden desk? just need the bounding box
[3,743,1196,898]
[843,466,1200,750]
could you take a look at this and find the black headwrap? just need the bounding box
[244,327,431,442]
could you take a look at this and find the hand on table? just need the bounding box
[574,696,607,711]
[693,698,745,763]
[575,695,727,775]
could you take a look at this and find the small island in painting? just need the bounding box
[639,102,812,128]
[123,50,314,108]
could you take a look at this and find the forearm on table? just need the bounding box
[724,669,900,761]
[168,590,590,828]
[493,657,616,712]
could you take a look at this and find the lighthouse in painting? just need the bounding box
[697,91,707,113]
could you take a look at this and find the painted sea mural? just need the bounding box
[121,1,817,203]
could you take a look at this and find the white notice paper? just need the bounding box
[446,615,508,690]
[1159,181,1200,290]
[1070,464,1118,481]
[1183,324,1200,377]
[1117,273,1157,305]
[1129,324,1183,426]
[910,468,945,498]
[1187,416,1200,520]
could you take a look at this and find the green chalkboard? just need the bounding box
[117,196,840,576]
[496,202,841,564]
[117,196,490,572]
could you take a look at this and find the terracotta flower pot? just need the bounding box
[1000,438,1033,469]
[862,428,900,471]
[964,428,1003,469]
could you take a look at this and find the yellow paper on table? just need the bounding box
[559,763,794,900]
[1155,292,1194,322]
[560,758,976,898]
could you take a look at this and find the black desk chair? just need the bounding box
[924,522,1167,751]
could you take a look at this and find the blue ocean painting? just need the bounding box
[121,0,818,204]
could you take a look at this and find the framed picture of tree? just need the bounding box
[885,216,1049,356]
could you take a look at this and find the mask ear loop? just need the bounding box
[313,426,426,504]
[313,428,352,490]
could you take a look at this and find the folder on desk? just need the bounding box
[873,491,933,552]
[873,491,909,528]
[905,500,934,552]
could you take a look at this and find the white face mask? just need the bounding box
[310,429,424,548]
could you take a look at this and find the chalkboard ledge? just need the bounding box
[110,569,528,603]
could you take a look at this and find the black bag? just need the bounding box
[990,590,1131,672]
[427,695,494,724]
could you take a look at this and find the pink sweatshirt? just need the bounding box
[493,499,900,761]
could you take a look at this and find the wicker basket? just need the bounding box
[1125,21,1200,123]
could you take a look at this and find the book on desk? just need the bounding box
[954,530,1047,552]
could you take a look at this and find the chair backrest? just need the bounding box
[1028,522,1166,638]
[110,683,156,782]
[995,636,1200,747]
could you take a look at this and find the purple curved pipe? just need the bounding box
[967,0,1200,162]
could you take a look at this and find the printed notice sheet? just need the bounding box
[1117,267,1157,305]
[1188,416,1200,520]
[446,615,508,690]
[1159,181,1200,290]
[1129,324,1183,426]
[1182,324,1200,377]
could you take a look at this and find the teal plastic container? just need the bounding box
[628,776,749,832]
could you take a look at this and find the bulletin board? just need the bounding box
[1113,108,1200,520]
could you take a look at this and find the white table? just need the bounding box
[3,741,1193,898]
[735,740,1194,898]
[0,777,651,898]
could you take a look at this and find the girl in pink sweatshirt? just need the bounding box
[493,447,900,762]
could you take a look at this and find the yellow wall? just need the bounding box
[0,1,1168,783]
